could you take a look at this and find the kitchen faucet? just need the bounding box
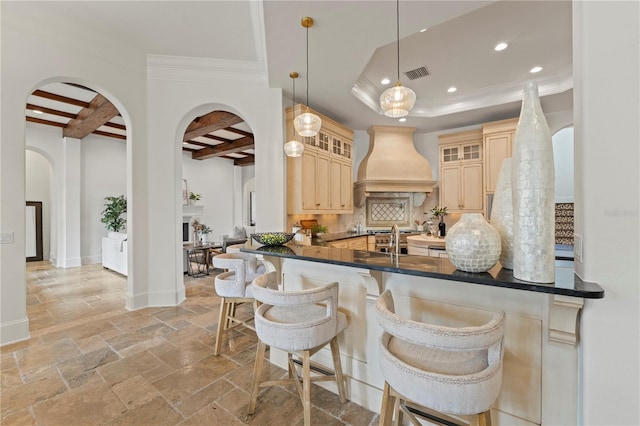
[389,224,400,256]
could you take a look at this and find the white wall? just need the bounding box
[182,152,237,242]
[144,66,284,310]
[25,150,52,261]
[1,1,147,344]
[81,135,127,264]
[573,1,639,424]
[552,127,574,203]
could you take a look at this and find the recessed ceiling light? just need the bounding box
[530,66,543,73]
[381,78,391,85]
[419,28,428,33]
[494,42,508,51]
[447,87,457,93]
[399,118,407,122]
[32,109,43,114]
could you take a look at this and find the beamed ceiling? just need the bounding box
[25,82,255,166]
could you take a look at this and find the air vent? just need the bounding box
[404,66,430,80]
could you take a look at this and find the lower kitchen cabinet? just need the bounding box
[328,236,367,250]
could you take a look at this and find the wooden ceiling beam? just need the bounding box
[183,140,214,148]
[26,116,66,128]
[201,134,234,143]
[26,103,77,120]
[92,130,126,140]
[63,93,119,139]
[183,111,243,141]
[224,127,252,137]
[103,122,126,131]
[32,90,89,108]
[192,136,254,160]
[233,155,255,167]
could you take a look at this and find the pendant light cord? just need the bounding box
[396,0,400,82]
[306,25,310,107]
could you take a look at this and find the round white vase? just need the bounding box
[445,213,501,273]
[490,158,514,269]
[511,81,555,283]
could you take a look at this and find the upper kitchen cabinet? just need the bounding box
[483,118,518,193]
[286,105,354,214]
[438,129,484,213]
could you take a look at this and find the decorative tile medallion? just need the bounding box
[366,197,410,227]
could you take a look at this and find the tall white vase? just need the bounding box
[511,81,555,283]
[490,158,514,269]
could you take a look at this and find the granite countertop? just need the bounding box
[241,243,604,299]
[315,231,371,243]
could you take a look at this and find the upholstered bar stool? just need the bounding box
[248,271,348,426]
[211,252,264,356]
[376,289,505,426]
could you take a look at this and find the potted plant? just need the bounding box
[311,224,328,237]
[430,206,448,221]
[101,195,127,233]
[430,205,448,237]
[189,192,202,205]
[200,224,212,243]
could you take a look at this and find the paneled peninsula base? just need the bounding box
[257,255,585,425]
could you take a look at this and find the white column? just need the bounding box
[233,166,243,227]
[573,1,640,424]
[55,137,82,268]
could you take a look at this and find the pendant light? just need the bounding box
[293,16,322,137]
[379,0,416,118]
[284,72,305,157]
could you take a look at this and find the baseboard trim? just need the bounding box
[0,317,30,347]
[126,289,185,310]
[82,255,102,265]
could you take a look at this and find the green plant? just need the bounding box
[430,205,448,219]
[200,225,212,235]
[311,224,328,234]
[189,192,201,202]
[101,195,127,232]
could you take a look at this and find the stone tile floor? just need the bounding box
[1,261,378,425]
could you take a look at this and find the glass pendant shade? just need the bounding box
[380,82,416,118]
[284,139,305,157]
[293,111,322,137]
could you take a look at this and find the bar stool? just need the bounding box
[211,253,263,356]
[376,289,505,426]
[248,271,348,426]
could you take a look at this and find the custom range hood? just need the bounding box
[354,125,436,207]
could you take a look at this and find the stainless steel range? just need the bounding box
[372,231,421,254]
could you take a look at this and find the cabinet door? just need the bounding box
[485,133,512,192]
[330,160,342,210]
[460,143,482,163]
[316,153,331,209]
[302,151,317,210]
[461,163,483,211]
[440,166,461,210]
[340,161,352,210]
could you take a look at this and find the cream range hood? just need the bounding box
[354,125,436,207]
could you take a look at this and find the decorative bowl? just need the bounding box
[251,232,295,246]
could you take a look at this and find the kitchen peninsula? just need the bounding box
[241,243,604,425]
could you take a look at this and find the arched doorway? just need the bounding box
[24,79,131,288]
[178,106,256,275]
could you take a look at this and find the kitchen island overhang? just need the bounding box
[241,243,604,425]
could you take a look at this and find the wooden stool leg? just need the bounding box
[214,298,229,356]
[248,341,266,415]
[379,381,396,426]
[478,410,492,426]
[302,350,312,426]
[329,337,348,403]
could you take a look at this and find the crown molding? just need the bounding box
[352,65,573,117]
